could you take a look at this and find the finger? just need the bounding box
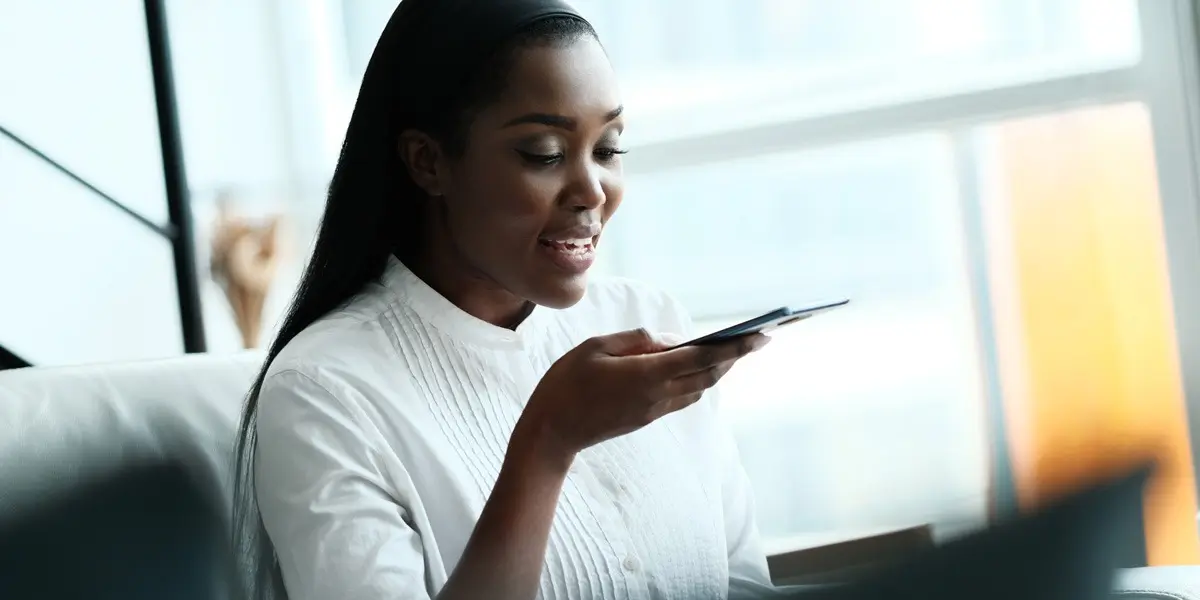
[649,333,769,377]
[663,392,707,419]
[645,390,707,424]
[593,329,685,357]
[663,360,736,398]
[591,328,656,356]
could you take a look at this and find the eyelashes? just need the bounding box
[517,148,629,167]
[516,150,561,166]
[595,148,630,162]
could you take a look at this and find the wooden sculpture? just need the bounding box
[209,194,283,349]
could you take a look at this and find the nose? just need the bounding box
[567,163,606,212]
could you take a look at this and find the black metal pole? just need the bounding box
[144,0,206,353]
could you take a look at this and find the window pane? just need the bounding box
[609,135,991,541]
[570,0,1141,143]
[0,136,183,366]
[611,135,966,318]
[0,0,170,225]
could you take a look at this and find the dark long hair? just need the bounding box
[230,5,596,599]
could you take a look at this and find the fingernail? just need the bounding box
[750,335,771,351]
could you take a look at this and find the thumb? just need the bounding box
[595,328,683,356]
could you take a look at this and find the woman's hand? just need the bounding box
[514,328,769,465]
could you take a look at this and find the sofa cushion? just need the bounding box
[0,352,263,516]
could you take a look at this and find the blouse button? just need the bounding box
[622,556,639,572]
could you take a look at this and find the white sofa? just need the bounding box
[0,353,1196,598]
[0,352,260,516]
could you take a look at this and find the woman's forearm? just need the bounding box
[436,422,572,600]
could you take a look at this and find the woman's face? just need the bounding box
[421,36,625,312]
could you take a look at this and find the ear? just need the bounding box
[398,130,448,198]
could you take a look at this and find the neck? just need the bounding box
[405,219,532,330]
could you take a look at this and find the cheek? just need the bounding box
[448,161,556,247]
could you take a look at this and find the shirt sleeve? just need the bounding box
[254,368,431,600]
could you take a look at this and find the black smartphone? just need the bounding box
[675,299,850,348]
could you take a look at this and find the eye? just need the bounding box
[594,147,629,163]
[516,150,564,166]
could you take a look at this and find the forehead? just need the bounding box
[484,38,622,121]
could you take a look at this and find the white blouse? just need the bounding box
[255,257,781,600]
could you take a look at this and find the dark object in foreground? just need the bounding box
[0,460,240,600]
[786,464,1151,600]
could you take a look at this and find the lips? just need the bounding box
[537,223,601,275]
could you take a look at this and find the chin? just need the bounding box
[529,274,590,310]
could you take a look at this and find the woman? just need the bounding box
[233,1,781,599]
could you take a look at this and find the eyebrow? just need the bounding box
[503,105,624,131]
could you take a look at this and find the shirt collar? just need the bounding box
[381,255,545,350]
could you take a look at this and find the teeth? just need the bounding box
[541,238,593,255]
[542,238,592,249]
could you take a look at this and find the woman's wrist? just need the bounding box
[507,416,576,478]
[440,417,574,600]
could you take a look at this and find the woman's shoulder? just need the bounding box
[261,283,419,404]
[256,305,422,438]
[572,275,695,336]
[270,301,396,378]
[257,332,391,429]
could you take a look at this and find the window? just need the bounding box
[0,0,184,366]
